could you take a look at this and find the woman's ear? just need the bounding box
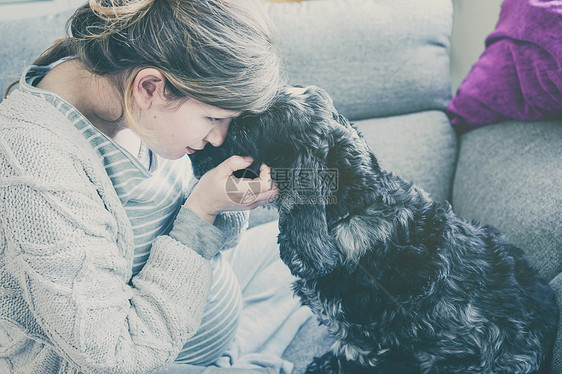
[131,68,167,110]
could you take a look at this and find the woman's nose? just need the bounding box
[204,120,230,147]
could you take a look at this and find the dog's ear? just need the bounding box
[276,153,343,278]
[322,115,388,267]
[277,197,342,279]
[273,85,350,278]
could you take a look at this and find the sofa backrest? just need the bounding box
[264,0,453,120]
[2,0,453,119]
[0,10,73,101]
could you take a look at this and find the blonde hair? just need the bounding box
[7,0,284,131]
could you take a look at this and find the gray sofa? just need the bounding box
[1,0,560,373]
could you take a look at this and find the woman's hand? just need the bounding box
[185,155,279,224]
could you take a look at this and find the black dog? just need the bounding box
[189,86,558,373]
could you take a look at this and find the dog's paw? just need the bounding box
[305,351,341,374]
[305,351,415,374]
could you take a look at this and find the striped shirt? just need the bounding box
[24,63,242,365]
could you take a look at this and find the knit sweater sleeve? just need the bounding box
[179,167,250,253]
[214,210,251,250]
[0,120,215,373]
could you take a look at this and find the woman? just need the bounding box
[0,0,306,372]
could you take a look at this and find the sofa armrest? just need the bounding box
[550,273,562,373]
[452,120,562,281]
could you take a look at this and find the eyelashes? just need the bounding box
[210,117,231,124]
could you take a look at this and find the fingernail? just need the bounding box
[243,156,253,162]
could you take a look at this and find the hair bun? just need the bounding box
[80,0,155,38]
[89,0,155,17]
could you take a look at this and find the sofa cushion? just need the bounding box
[452,120,562,281]
[355,110,457,203]
[0,10,73,101]
[282,317,333,374]
[447,0,562,132]
[264,0,453,121]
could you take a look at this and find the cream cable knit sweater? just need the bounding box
[0,89,242,373]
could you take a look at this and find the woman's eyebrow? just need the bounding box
[225,111,242,118]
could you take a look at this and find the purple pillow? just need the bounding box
[447,0,562,132]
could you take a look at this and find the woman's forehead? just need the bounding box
[193,99,242,118]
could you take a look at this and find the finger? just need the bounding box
[224,178,263,206]
[219,155,254,176]
[233,174,276,193]
[248,191,279,209]
[236,188,279,210]
[233,177,258,183]
[226,175,279,207]
[259,163,271,178]
[228,185,275,209]
[253,188,279,204]
[245,198,270,210]
[258,164,275,191]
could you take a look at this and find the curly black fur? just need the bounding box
[189,86,559,373]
